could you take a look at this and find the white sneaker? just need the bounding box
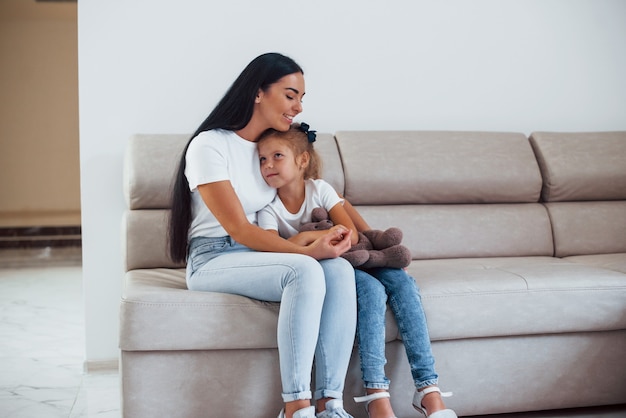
[316,399,354,418]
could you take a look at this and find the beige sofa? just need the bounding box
[120,130,626,418]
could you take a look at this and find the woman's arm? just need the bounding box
[198,181,352,259]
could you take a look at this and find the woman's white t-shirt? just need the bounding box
[185,129,276,239]
[257,178,343,239]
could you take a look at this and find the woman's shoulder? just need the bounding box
[188,129,238,152]
[192,129,234,142]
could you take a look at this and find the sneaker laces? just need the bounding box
[316,399,354,418]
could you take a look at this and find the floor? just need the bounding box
[0,247,120,418]
[0,247,624,418]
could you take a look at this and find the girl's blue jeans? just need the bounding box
[186,236,357,402]
[355,267,438,390]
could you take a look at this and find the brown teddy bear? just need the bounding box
[300,207,412,270]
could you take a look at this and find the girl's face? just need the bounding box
[258,137,308,190]
[256,72,305,132]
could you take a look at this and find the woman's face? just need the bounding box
[256,72,305,132]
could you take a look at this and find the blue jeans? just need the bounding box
[355,268,438,390]
[186,236,357,402]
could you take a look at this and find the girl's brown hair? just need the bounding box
[258,123,322,179]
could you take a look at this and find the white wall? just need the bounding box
[78,0,626,363]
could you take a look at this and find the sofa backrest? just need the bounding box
[530,131,626,257]
[334,131,553,260]
[123,130,625,269]
[123,134,188,271]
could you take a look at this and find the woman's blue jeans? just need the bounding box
[186,236,357,402]
[355,267,438,390]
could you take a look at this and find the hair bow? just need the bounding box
[299,122,317,143]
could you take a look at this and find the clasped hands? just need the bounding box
[306,225,352,260]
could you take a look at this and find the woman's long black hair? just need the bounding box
[168,52,303,263]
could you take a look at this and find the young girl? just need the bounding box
[169,53,357,418]
[257,123,457,418]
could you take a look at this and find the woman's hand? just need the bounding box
[304,226,353,260]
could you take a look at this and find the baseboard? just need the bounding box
[83,358,119,373]
[0,225,81,248]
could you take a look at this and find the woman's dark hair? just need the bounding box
[168,52,303,263]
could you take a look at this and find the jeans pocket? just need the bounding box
[188,237,229,273]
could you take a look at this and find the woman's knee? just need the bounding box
[320,258,355,287]
[288,255,326,286]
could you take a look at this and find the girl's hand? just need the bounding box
[305,226,352,260]
[328,224,349,245]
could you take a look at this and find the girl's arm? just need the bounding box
[283,200,359,247]
[340,195,371,232]
[328,202,359,245]
[286,225,348,247]
[198,181,352,260]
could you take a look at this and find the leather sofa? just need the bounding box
[120,130,626,417]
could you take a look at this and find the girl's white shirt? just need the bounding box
[257,178,343,239]
[185,129,276,239]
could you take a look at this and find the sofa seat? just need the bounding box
[120,254,626,353]
[408,256,626,341]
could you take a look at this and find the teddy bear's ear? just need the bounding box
[311,207,330,222]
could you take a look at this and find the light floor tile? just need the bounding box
[0,258,120,418]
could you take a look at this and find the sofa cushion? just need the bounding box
[564,253,626,274]
[356,204,553,259]
[120,269,280,351]
[124,134,189,210]
[120,268,401,351]
[123,209,183,270]
[546,201,626,257]
[334,131,542,205]
[529,131,626,202]
[408,257,626,341]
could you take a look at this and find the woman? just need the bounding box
[168,52,357,418]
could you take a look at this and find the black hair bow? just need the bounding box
[299,122,317,143]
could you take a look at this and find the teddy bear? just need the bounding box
[300,207,412,270]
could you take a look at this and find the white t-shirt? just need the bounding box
[257,178,343,239]
[185,129,276,239]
